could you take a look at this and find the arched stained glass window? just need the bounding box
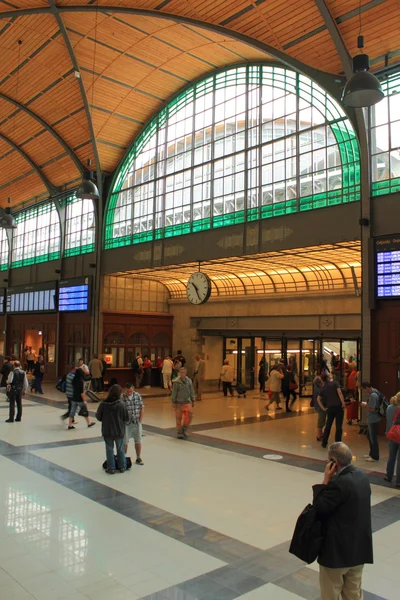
[371,72,400,196]
[0,229,9,271]
[12,202,60,268]
[64,194,95,257]
[105,65,360,249]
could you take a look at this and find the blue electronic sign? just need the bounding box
[375,236,400,298]
[58,277,90,312]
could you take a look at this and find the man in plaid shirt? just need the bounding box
[122,383,144,465]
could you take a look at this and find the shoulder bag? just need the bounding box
[289,503,323,564]
[386,408,400,443]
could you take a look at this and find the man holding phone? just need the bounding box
[312,442,373,600]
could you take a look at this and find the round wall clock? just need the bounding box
[186,272,212,305]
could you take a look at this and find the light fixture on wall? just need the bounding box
[76,159,99,201]
[342,2,383,108]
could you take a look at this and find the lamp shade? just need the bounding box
[76,179,99,201]
[0,212,16,229]
[342,54,384,108]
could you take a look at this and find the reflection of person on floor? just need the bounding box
[312,442,373,600]
[265,365,284,411]
[317,373,346,448]
[312,376,326,441]
[220,359,234,397]
[6,361,29,423]
[171,367,194,439]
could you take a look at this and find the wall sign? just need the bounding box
[375,236,400,298]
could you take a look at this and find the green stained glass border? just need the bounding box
[104,64,361,250]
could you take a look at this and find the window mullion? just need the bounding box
[210,77,216,229]
[295,72,300,213]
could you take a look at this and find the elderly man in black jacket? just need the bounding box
[313,442,373,600]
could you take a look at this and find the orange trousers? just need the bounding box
[175,404,192,430]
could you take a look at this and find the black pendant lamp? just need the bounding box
[76,159,99,201]
[342,36,384,108]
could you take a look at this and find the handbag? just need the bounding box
[386,407,400,443]
[289,503,323,564]
[78,404,89,417]
[289,381,298,391]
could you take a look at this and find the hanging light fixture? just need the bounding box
[342,2,383,108]
[342,36,384,107]
[76,159,99,200]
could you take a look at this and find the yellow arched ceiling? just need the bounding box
[0,0,397,207]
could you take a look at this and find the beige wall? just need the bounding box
[170,292,361,375]
[102,275,169,313]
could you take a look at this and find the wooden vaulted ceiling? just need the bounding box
[0,0,397,208]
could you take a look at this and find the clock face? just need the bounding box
[186,272,212,305]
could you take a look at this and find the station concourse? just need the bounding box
[0,1,399,599]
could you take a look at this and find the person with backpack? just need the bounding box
[96,384,129,474]
[5,361,29,423]
[60,364,76,422]
[361,381,383,462]
[384,392,400,488]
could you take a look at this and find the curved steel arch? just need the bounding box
[0,132,57,195]
[48,0,102,192]
[0,92,85,175]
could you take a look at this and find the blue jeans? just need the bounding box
[367,421,380,460]
[104,437,125,470]
[34,376,43,394]
[386,440,400,482]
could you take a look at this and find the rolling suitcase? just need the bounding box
[86,390,100,403]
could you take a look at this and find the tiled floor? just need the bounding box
[0,385,398,600]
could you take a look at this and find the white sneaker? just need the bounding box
[363,454,371,458]
[365,457,378,462]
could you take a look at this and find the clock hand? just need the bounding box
[190,283,201,300]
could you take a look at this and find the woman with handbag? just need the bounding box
[384,392,400,488]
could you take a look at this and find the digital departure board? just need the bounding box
[6,282,56,313]
[375,236,400,298]
[0,288,5,314]
[58,277,90,312]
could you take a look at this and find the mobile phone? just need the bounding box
[329,459,338,470]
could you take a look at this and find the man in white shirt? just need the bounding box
[6,361,29,423]
[161,356,174,392]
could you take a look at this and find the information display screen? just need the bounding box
[376,236,400,298]
[0,288,5,314]
[6,282,56,313]
[58,277,90,312]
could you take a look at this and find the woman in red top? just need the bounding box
[143,356,152,388]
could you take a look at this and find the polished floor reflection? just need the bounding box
[0,387,399,600]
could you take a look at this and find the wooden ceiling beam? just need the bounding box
[0,132,58,195]
[48,0,102,193]
[314,0,352,77]
[0,92,85,175]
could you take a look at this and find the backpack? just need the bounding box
[377,391,389,417]
[56,375,67,393]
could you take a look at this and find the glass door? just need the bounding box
[238,338,254,388]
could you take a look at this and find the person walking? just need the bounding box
[61,363,76,421]
[384,392,400,488]
[265,365,284,411]
[162,355,174,392]
[101,355,108,391]
[173,350,186,368]
[5,361,29,423]
[131,353,143,389]
[361,381,382,462]
[312,375,326,441]
[26,347,35,373]
[171,367,195,439]
[258,358,267,393]
[67,368,96,430]
[32,355,45,394]
[1,356,13,389]
[192,354,206,401]
[96,384,129,473]
[317,373,346,448]
[312,442,373,600]
[220,359,234,397]
[88,354,103,392]
[122,383,144,465]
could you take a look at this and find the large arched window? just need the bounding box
[105,65,360,249]
[12,201,61,268]
[371,72,400,196]
[64,194,95,257]
[0,229,9,271]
